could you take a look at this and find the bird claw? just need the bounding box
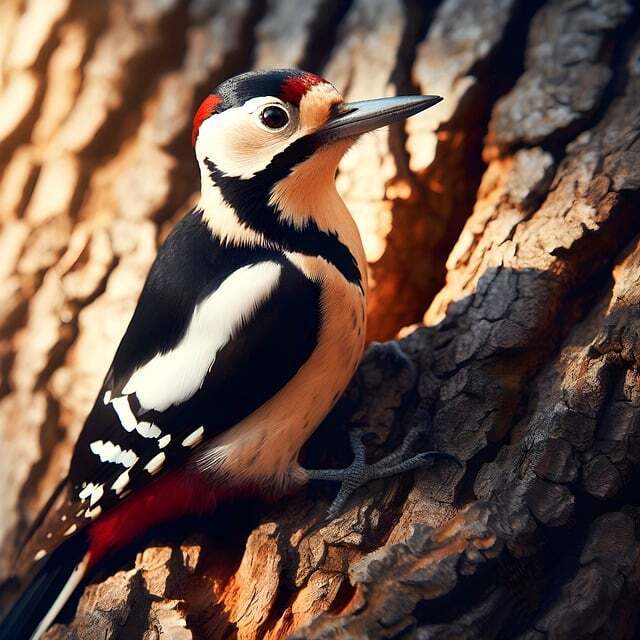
[305,423,461,519]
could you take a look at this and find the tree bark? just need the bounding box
[1,0,640,638]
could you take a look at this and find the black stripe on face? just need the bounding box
[204,138,362,290]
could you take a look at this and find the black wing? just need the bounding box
[63,210,320,529]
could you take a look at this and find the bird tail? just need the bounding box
[0,535,89,640]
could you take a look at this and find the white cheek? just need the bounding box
[197,104,299,179]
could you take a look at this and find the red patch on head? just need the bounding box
[280,72,326,105]
[192,94,222,146]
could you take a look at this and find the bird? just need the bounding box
[0,68,446,640]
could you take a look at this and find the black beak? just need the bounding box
[318,95,442,142]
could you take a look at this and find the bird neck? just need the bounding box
[197,144,366,291]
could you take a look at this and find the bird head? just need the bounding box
[191,69,441,261]
[192,68,441,192]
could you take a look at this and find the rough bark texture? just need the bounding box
[1,0,640,638]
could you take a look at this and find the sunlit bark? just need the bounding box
[1,0,640,638]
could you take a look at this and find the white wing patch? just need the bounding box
[111,470,130,495]
[90,440,139,468]
[78,482,104,506]
[182,426,204,447]
[108,394,163,438]
[145,452,165,475]
[136,421,162,438]
[81,263,281,507]
[158,434,171,448]
[89,484,104,506]
[111,396,138,431]
[85,505,102,520]
[122,261,282,412]
[78,482,96,501]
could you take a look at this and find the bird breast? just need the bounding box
[194,251,366,493]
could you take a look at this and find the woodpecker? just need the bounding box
[0,69,445,640]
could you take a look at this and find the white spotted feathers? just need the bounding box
[182,426,204,448]
[144,453,166,475]
[121,262,282,411]
[68,262,284,518]
[89,440,138,467]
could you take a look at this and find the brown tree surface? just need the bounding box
[1,0,640,638]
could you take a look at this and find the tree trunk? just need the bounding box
[1,0,640,638]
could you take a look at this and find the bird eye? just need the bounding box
[260,105,289,130]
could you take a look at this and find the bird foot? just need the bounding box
[305,423,461,519]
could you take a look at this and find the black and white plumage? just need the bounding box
[72,213,323,501]
[1,69,443,640]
